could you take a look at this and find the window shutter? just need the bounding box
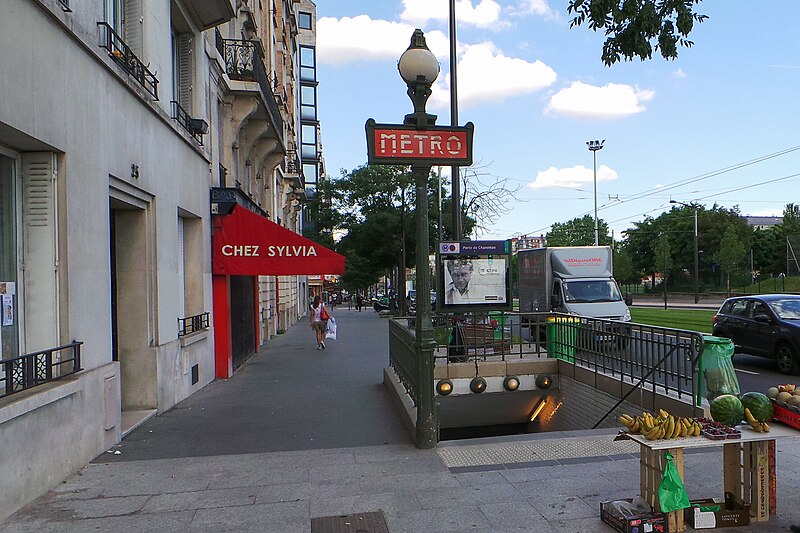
[21,152,59,353]
[124,0,143,58]
[178,33,193,111]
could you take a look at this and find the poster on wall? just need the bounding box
[2,294,12,326]
[436,241,512,311]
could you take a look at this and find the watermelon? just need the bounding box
[740,392,773,422]
[710,394,745,427]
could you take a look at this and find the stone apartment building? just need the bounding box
[0,0,325,519]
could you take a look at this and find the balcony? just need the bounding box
[182,0,235,31]
[178,312,210,337]
[171,101,207,145]
[282,150,304,189]
[218,36,284,148]
[98,22,158,100]
[1,341,83,399]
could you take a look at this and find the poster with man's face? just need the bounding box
[443,257,507,305]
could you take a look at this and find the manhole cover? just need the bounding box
[311,511,389,533]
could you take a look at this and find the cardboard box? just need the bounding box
[600,500,666,533]
[684,493,750,529]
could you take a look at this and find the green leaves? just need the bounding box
[567,0,708,65]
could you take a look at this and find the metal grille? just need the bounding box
[178,312,210,337]
[97,22,158,99]
[1,341,83,398]
[311,512,389,533]
[170,101,205,145]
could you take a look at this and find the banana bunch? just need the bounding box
[744,408,770,433]
[618,409,702,440]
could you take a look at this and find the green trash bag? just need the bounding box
[658,452,690,513]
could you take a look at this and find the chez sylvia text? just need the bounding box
[221,244,317,257]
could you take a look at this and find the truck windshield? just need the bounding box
[562,280,622,303]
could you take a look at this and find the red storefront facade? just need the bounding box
[212,205,345,378]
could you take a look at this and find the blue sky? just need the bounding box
[315,1,800,241]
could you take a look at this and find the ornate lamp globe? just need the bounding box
[397,29,439,84]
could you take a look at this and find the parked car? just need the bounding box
[712,294,800,374]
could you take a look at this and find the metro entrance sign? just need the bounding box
[365,118,474,166]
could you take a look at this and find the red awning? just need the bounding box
[212,205,345,276]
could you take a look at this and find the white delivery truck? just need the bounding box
[518,246,632,324]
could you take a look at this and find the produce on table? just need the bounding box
[777,391,793,404]
[766,387,779,400]
[778,384,796,393]
[744,407,771,432]
[618,409,702,440]
[740,392,773,423]
[709,394,745,428]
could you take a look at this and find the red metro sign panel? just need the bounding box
[365,119,474,166]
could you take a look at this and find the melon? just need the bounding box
[710,394,745,427]
[767,387,779,400]
[777,391,793,404]
[740,392,773,423]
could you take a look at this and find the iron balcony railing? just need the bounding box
[170,101,206,145]
[0,341,83,399]
[178,312,210,337]
[389,311,706,408]
[98,22,158,99]
[220,37,284,147]
[58,0,71,12]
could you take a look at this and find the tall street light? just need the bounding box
[586,139,605,246]
[670,200,700,304]
[398,29,439,448]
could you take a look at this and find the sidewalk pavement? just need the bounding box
[2,309,800,532]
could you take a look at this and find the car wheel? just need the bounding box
[775,342,800,375]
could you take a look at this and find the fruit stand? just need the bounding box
[627,424,796,532]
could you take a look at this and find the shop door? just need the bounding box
[230,275,255,369]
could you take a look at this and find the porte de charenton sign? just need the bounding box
[365,118,474,166]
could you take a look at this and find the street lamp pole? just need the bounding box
[398,29,439,448]
[586,140,605,246]
[670,200,700,304]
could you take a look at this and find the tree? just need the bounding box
[715,225,747,296]
[567,0,708,65]
[612,248,639,289]
[547,215,611,246]
[457,165,522,238]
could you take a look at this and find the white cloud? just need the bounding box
[528,164,618,189]
[401,0,503,28]
[673,68,687,79]
[317,16,451,65]
[429,42,557,108]
[545,81,655,118]
[509,0,558,19]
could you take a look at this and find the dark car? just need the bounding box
[712,294,800,374]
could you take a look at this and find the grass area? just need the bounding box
[630,307,715,333]
[738,274,800,294]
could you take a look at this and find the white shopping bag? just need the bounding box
[326,317,337,340]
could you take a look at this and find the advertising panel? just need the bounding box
[436,241,511,311]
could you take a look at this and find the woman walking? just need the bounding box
[309,295,329,350]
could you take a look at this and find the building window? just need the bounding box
[0,153,19,360]
[0,151,59,362]
[299,46,316,82]
[298,12,312,30]
[301,124,317,160]
[300,85,316,120]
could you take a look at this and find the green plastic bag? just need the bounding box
[658,452,690,513]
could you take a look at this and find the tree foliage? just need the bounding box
[715,224,747,295]
[567,0,708,66]
[547,214,611,247]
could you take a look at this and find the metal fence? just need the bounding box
[389,311,706,407]
[178,312,210,337]
[0,341,83,399]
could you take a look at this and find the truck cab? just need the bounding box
[552,277,631,322]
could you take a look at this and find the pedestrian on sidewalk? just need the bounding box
[357,294,364,312]
[309,295,329,349]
